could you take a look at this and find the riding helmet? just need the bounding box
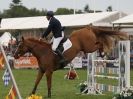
[46,11,54,17]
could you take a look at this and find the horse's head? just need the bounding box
[14,37,29,59]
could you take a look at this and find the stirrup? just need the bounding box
[59,59,66,63]
[59,59,68,66]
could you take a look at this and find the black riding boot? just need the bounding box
[55,49,67,66]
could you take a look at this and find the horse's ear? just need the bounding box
[21,36,24,42]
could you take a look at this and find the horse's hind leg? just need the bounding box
[31,70,44,95]
[45,70,53,98]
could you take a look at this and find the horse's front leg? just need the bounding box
[95,42,105,58]
[31,69,44,95]
[45,70,53,98]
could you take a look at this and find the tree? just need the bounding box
[106,6,112,12]
[28,8,46,16]
[1,0,46,18]
[2,5,29,17]
[83,4,102,13]
[55,8,74,15]
[76,10,83,14]
[12,0,22,5]
[84,4,90,13]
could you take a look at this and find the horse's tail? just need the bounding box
[91,27,129,54]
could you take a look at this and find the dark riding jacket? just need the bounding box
[42,17,62,38]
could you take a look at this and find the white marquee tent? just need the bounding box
[113,13,133,25]
[0,11,126,31]
[112,13,133,35]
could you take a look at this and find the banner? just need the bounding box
[14,56,38,69]
[71,57,82,68]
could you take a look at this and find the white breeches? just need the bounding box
[51,32,64,51]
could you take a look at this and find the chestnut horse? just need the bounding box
[14,26,128,97]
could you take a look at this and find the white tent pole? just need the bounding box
[73,0,76,14]
[0,44,22,99]
[116,0,121,18]
[93,0,96,13]
[0,18,2,28]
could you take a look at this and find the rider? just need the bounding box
[41,11,67,65]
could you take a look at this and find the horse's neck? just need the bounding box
[28,41,51,59]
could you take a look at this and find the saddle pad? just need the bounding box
[63,39,72,53]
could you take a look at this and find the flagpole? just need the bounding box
[91,0,96,13]
[0,44,22,99]
[73,0,76,14]
[0,18,1,23]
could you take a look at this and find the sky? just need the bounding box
[0,0,133,14]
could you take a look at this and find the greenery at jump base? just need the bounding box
[0,69,133,99]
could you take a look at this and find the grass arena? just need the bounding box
[1,12,133,99]
[0,0,133,98]
[0,69,133,99]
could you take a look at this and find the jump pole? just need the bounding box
[83,40,130,94]
[0,44,22,99]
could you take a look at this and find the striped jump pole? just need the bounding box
[0,44,22,99]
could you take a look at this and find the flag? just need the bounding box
[6,85,17,99]
[2,69,11,86]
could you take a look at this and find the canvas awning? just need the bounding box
[113,14,133,25]
[0,11,126,31]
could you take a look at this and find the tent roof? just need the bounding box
[113,14,133,25]
[0,11,126,31]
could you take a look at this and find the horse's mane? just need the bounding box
[27,38,51,47]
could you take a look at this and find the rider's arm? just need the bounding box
[42,23,52,38]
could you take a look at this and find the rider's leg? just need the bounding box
[52,37,63,51]
[52,34,67,65]
[55,48,67,63]
[52,32,64,51]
